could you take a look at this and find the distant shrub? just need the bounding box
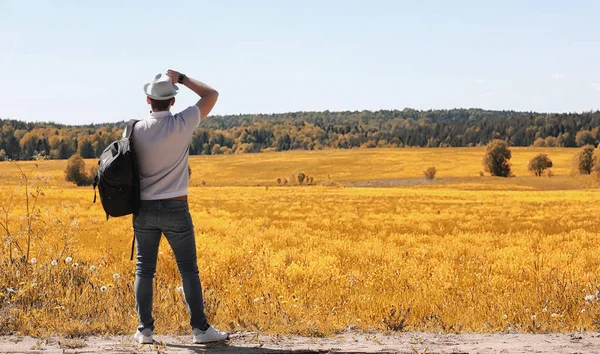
[533,138,546,147]
[283,178,288,185]
[211,144,222,155]
[576,130,596,147]
[545,136,558,147]
[297,172,306,184]
[219,147,232,155]
[64,155,93,186]
[482,139,512,177]
[423,167,437,180]
[574,145,596,174]
[592,148,600,179]
[528,154,553,176]
[276,178,282,185]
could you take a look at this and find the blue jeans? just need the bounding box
[133,200,209,332]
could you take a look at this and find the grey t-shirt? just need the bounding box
[132,105,200,200]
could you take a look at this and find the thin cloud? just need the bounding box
[551,73,565,80]
[475,78,485,84]
[590,83,600,91]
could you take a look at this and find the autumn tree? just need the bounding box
[482,139,512,177]
[575,130,596,147]
[574,145,596,174]
[65,154,93,186]
[528,154,553,176]
[79,140,95,158]
[593,148,600,179]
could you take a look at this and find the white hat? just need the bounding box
[143,73,179,100]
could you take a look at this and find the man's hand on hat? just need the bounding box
[166,69,181,85]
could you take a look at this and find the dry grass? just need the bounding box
[2,147,600,336]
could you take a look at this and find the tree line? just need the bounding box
[2,108,600,160]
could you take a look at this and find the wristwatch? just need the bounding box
[177,73,186,84]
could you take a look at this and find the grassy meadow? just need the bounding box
[2,147,600,336]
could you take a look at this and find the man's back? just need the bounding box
[133,106,200,200]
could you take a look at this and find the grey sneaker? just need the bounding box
[192,326,228,343]
[134,328,154,344]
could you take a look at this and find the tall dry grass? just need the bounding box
[1,148,600,336]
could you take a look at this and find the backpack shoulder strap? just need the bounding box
[124,119,139,139]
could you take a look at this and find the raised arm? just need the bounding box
[167,69,219,120]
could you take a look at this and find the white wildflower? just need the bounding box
[585,294,595,301]
[502,314,508,319]
[113,274,120,280]
[100,286,107,292]
[51,260,58,266]
[72,263,79,268]
[525,308,530,313]
[90,266,96,271]
[65,257,73,263]
[542,307,547,313]
[30,258,37,264]
[551,313,558,318]
[531,315,536,320]
[582,308,586,313]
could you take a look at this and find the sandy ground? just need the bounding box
[2,332,600,354]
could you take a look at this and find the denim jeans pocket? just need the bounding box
[133,209,149,229]
[165,207,193,232]
[133,212,146,229]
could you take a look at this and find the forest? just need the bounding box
[1,108,600,160]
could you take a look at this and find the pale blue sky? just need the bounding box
[1,0,599,124]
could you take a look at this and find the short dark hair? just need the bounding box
[149,98,173,111]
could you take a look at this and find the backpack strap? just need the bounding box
[124,119,139,139]
[130,235,136,261]
[92,175,98,203]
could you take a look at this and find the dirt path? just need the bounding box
[2,332,600,353]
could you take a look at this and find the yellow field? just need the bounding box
[2,147,600,336]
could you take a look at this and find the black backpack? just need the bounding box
[92,119,140,259]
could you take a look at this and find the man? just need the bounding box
[132,70,227,344]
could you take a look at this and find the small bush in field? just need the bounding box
[424,167,437,180]
[297,172,306,184]
[528,154,553,176]
[574,145,596,174]
[64,155,93,186]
